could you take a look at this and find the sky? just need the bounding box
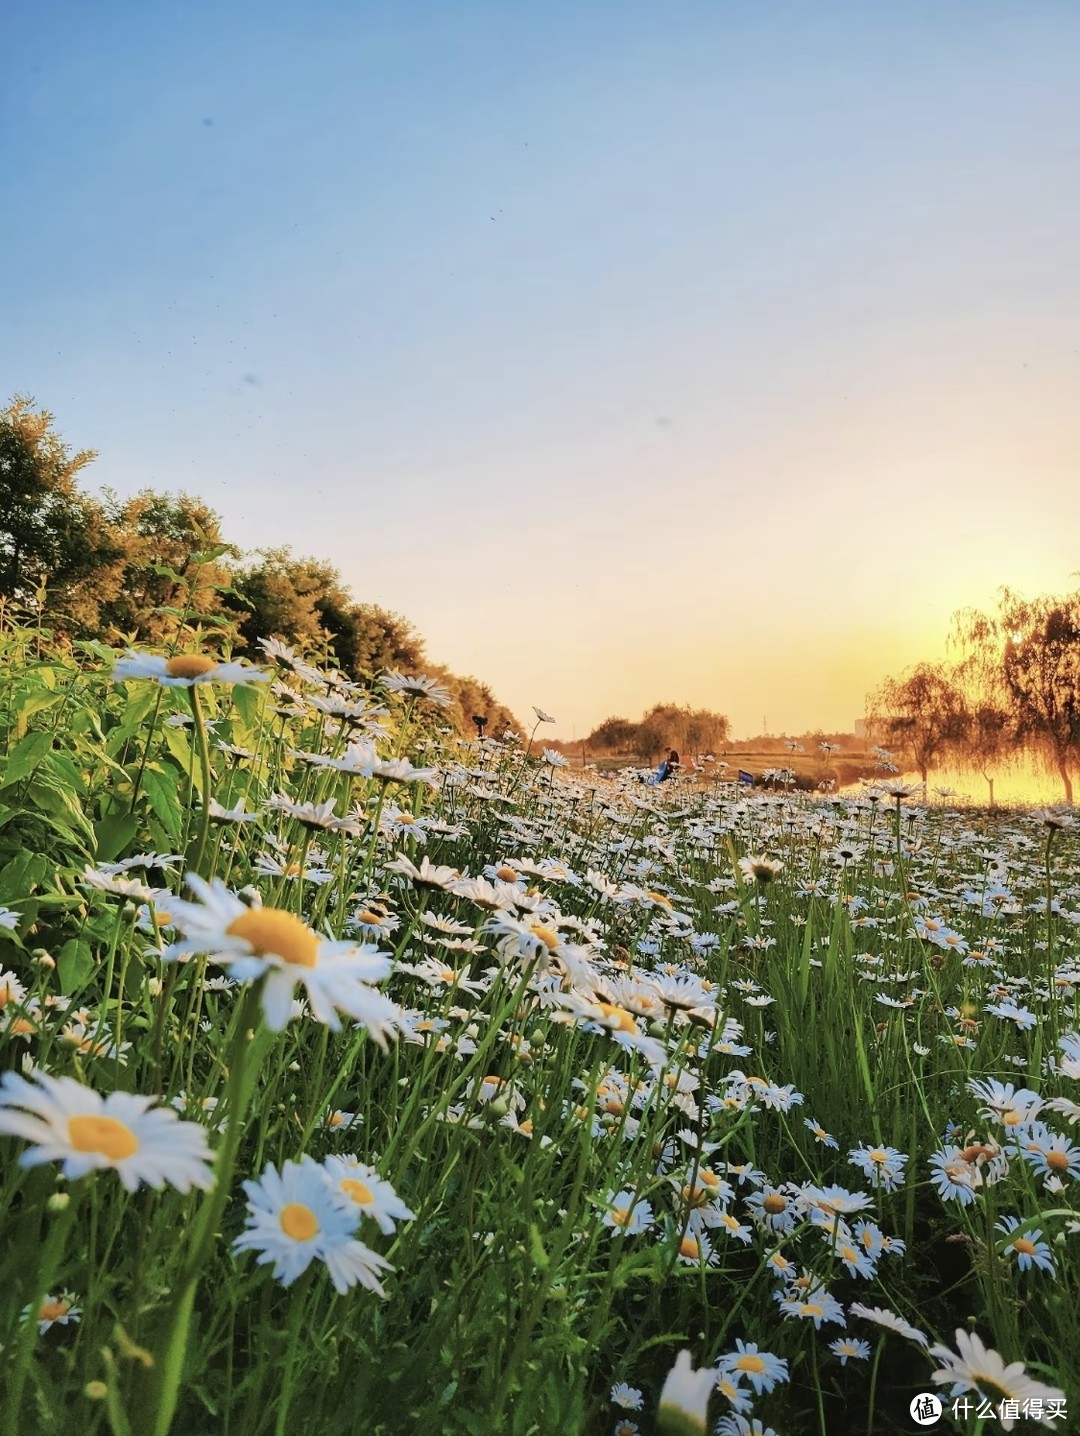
[3,2,1079,739]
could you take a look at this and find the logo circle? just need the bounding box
[909,1393,943,1426]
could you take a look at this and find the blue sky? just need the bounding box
[4,2,1079,735]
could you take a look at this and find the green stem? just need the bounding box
[187,687,213,879]
[149,983,274,1435]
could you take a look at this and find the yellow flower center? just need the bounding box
[763,1194,788,1214]
[1002,1110,1023,1125]
[529,925,560,950]
[1013,1238,1037,1256]
[609,1206,632,1225]
[397,813,415,825]
[68,1114,139,1161]
[679,1236,700,1259]
[226,908,319,967]
[519,1120,534,1136]
[496,866,518,882]
[0,982,17,1008]
[340,1178,374,1206]
[279,1203,319,1241]
[10,1017,36,1035]
[801,1303,825,1317]
[1045,1150,1069,1171]
[39,1300,70,1322]
[165,654,218,679]
[869,1149,888,1163]
[595,1002,638,1034]
[356,911,382,925]
[736,1355,766,1374]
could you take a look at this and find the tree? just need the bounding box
[956,700,1013,807]
[954,586,1080,803]
[0,395,116,622]
[225,548,330,653]
[95,489,234,644]
[587,717,638,753]
[346,603,425,676]
[867,662,969,785]
[227,552,427,678]
[630,703,731,761]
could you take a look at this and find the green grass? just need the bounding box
[0,614,1077,1435]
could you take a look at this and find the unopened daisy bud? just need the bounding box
[33,948,55,969]
[288,1061,301,1073]
[657,1350,716,1435]
[147,978,163,997]
[238,885,263,908]
[648,1021,668,1039]
[528,1028,546,1049]
[84,1382,108,1402]
[488,1097,511,1119]
[47,1191,71,1214]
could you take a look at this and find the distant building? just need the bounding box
[853,718,867,738]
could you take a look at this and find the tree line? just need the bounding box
[867,584,1080,803]
[586,703,732,762]
[0,395,521,737]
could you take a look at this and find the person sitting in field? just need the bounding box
[656,749,680,783]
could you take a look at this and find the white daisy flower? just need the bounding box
[24,1291,82,1334]
[162,875,399,1038]
[0,1071,215,1192]
[234,1157,394,1295]
[382,671,452,707]
[322,1155,415,1234]
[610,1382,644,1410]
[928,1328,1066,1427]
[111,651,270,687]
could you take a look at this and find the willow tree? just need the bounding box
[867,661,969,786]
[953,586,1080,803]
[956,700,1014,807]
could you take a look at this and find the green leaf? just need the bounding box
[9,688,65,740]
[138,763,186,842]
[164,725,196,779]
[57,938,95,995]
[0,731,53,788]
[232,683,265,731]
[24,772,96,848]
[94,812,140,863]
[0,851,49,903]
